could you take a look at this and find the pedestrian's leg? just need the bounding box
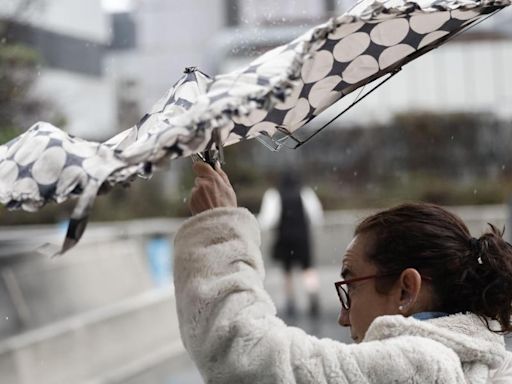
[284,270,296,317]
[303,268,320,317]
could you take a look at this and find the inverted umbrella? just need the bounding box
[0,0,509,254]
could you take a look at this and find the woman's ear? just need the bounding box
[397,268,422,315]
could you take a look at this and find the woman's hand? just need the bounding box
[188,161,237,215]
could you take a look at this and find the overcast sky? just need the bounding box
[101,0,133,13]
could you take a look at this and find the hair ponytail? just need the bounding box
[459,225,512,332]
[355,203,512,333]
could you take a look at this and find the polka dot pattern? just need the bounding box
[328,21,364,40]
[32,147,67,185]
[343,55,380,84]
[0,122,124,211]
[13,178,39,199]
[334,32,371,63]
[379,44,416,69]
[13,136,50,166]
[56,166,88,196]
[275,81,304,110]
[309,76,342,108]
[0,0,506,254]
[301,51,334,84]
[410,12,451,34]
[419,31,450,49]
[283,98,311,129]
[0,161,19,187]
[370,19,410,47]
[232,109,268,127]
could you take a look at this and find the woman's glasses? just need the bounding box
[334,272,432,310]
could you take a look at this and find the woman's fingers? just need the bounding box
[215,162,231,186]
[193,161,232,187]
[189,160,237,215]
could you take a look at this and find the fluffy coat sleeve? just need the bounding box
[173,207,466,384]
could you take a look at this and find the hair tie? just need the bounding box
[469,237,484,265]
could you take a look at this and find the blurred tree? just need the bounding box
[0,0,65,144]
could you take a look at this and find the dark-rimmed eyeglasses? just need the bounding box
[334,272,432,310]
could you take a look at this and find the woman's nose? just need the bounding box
[338,307,350,327]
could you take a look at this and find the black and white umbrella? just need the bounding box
[0,0,509,253]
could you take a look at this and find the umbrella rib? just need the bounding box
[289,69,402,149]
[446,8,504,41]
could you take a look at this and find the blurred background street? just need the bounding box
[1,0,512,382]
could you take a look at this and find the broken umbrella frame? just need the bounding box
[0,0,509,255]
[254,6,503,153]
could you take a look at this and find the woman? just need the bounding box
[174,162,512,383]
[258,171,323,317]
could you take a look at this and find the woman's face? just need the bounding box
[337,233,402,342]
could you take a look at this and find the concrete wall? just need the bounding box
[10,239,153,328]
[0,289,181,384]
[0,218,183,383]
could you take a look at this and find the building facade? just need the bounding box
[1,0,117,141]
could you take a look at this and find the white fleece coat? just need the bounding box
[174,207,512,384]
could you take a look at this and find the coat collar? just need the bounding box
[363,313,506,370]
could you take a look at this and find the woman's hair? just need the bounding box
[355,202,512,333]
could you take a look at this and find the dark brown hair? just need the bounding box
[355,202,512,333]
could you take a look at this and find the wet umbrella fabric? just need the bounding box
[0,0,509,254]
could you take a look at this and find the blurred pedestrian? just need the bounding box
[258,171,323,317]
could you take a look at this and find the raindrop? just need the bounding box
[0,37,6,44]
[502,165,506,171]
[473,189,478,195]
[353,171,358,177]
[182,197,187,203]
[5,317,8,320]
[313,185,318,191]
[450,136,454,141]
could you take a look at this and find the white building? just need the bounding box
[106,0,337,116]
[107,0,225,114]
[1,0,117,141]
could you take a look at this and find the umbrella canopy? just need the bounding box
[0,0,509,254]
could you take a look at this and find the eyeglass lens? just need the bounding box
[337,285,350,310]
